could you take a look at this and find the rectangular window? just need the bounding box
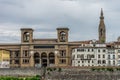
[98,50,100,53]
[91,55,94,58]
[113,60,115,65]
[98,60,101,64]
[98,55,100,58]
[113,55,115,59]
[103,49,106,52]
[23,50,29,57]
[92,49,94,52]
[77,54,81,58]
[87,55,91,59]
[108,55,110,59]
[23,59,29,64]
[34,45,54,48]
[77,48,84,52]
[103,55,105,58]
[88,49,90,52]
[15,51,20,57]
[80,54,84,59]
[14,59,19,64]
[92,60,94,63]
[59,50,66,57]
[108,60,111,65]
[59,59,66,64]
[102,60,106,64]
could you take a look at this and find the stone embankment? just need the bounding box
[46,67,120,80]
[0,68,42,77]
[47,70,120,80]
[0,67,120,80]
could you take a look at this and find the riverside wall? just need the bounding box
[0,68,42,77]
[47,70,120,80]
[0,67,120,80]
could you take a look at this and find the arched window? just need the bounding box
[60,31,66,36]
[34,52,40,58]
[41,52,47,58]
[49,53,54,58]
[60,31,66,42]
[41,52,47,67]
[24,32,30,42]
[34,52,40,67]
[49,52,55,65]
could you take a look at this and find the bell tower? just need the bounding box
[57,28,69,43]
[21,28,33,43]
[99,8,106,43]
[56,28,70,66]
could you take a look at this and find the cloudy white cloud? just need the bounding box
[0,0,120,43]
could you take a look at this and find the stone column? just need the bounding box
[11,51,15,67]
[20,47,23,68]
[40,58,41,68]
[30,50,34,67]
[55,50,59,66]
[47,53,49,67]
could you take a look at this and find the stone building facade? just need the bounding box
[0,9,112,68]
[0,27,83,68]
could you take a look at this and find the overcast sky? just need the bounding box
[0,0,120,43]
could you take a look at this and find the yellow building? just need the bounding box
[0,50,10,68]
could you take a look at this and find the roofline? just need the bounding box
[33,38,57,41]
[21,28,34,31]
[57,27,69,30]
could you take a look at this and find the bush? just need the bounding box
[53,67,56,71]
[0,76,41,80]
[116,68,120,71]
[96,68,101,71]
[91,67,96,71]
[106,68,114,72]
[91,67,115,72]
[47,68,53,71]
[101,68,106,71]
[58,67,62,72]
[36,75,41,78]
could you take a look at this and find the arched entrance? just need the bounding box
[49,52,55,67]
[34,52,40,67]
[41,52,47,67]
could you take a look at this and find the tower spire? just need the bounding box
[101,8,103,16]
[100,8,104,19]
[98,8,106,43]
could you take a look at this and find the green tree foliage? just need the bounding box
[0,75,41,80]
